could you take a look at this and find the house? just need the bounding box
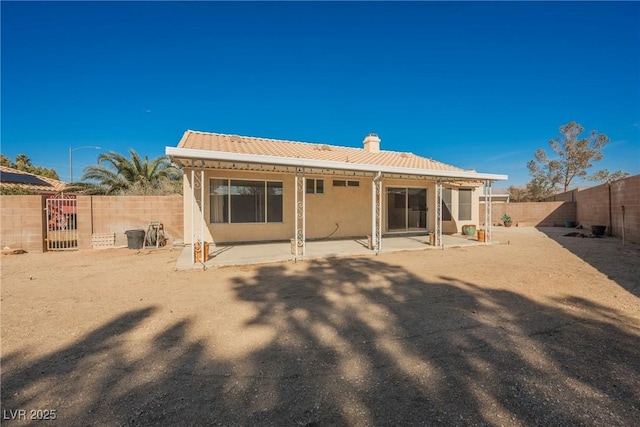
[166,131,507,261]
[0,165,68,195]
[480,186,510,203]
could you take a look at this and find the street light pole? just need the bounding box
[69,146,101,183]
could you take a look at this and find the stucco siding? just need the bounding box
[305,175,371,239]
[183,169,483,244]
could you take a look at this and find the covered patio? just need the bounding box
[167,131,508,269]
[175,233,486,270]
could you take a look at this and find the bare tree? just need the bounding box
[527,121,619,193]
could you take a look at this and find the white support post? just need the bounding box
[483,182,487,244]
[371,172,382,253]
[487,181,493,243]
[294,171,298,261]
[294,168,306,261]
[482,181,493,244]
[371,175,376,250]
[302,175,306,257]
[190,167,195,264]
[200,166,205,252]
[376,172,382,253]
[190,164,206,266]
[436,179,443,249]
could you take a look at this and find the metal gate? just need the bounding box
[45,195,78,250]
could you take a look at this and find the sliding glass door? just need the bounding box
[387,187,427,231]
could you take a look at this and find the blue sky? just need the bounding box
[2,1,639,186]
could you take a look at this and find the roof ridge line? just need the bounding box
[187,129,419,155]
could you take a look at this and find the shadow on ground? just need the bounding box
[539,227,640,297]
[2,257,639,425]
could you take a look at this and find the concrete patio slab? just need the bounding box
[175,234,486,270]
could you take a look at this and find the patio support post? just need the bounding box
[200,165,205,253]
[294,168,306,261]
[192,164,205,265]
[303,172,306,257]
[190,167,195,264]
[378,175,382,252]
[489,181,493,243]
[436,179,443,249]
[371,175,375,250]
[371,172,382,253]
[486,181,493,243]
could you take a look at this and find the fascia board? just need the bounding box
[166,147,508,181]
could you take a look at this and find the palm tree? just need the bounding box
[80,149,182,195]
[14,154,32,170]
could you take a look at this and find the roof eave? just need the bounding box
[166,147,508,181]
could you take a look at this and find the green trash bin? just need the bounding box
[125,229,146,249]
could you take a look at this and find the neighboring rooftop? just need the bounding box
[0,166,67,194]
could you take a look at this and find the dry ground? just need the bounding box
[1,227,639,426]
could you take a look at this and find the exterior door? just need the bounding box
[387,187,428,231]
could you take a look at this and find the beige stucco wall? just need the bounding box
[184,169,292,245]
[183,169,483,244]
[305,174,371,239]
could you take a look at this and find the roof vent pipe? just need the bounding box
[363,133,381,153]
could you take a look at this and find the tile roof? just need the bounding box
[177,130,466,173]
[0,166,68,193]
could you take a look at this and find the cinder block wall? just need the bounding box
[480,201,576,227]
[495,175,639,243]
[80,195,184,248]
[0,195,46,252]
[543,189,581,202]
[573,175,640,242]
[0,195,183,252]
[610,175,640,243]
[575,185,610,232]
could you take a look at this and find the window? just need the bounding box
[210,178,283,223]
[306,179,324,194]
[458,189,472,221]
[387,187,427,231]
[441,188,452,221]
[333,180,359,187]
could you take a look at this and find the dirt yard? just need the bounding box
[1,227,639,426]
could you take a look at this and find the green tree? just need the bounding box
[588,169,630,185]
[524,176,557,201]
[507,185,529,202]
[0,154,12,167]
[0,186,37,195]
[0,153,60,179]
[527,121,623,193]
[80,149,182,195]
[13,154,34,173]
